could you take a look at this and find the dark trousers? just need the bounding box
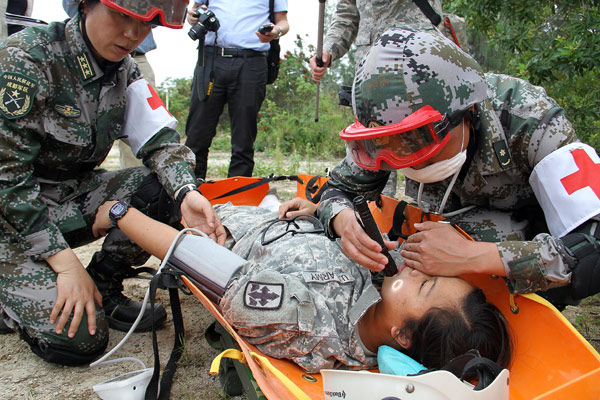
[185,48,268,179]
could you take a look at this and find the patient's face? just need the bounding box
[379,266,473,325]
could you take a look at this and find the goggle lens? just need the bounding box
[102,0,189,28]
[340,106,458,170]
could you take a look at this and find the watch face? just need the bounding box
[112,202,127,216]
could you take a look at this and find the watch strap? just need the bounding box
[175,184,201,209]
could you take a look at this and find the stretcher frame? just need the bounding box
[184,176,600,400]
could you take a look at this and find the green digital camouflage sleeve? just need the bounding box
[317,151,389,237]
[491,75,579,293]
[137,130,197,197]
[497,235,574,293]
[0,41,69,259]
[322,0,360,63]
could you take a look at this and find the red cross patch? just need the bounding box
[560,148,600,199]
[146,84,173,117]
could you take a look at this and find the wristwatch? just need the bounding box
[175,184,201,210]
[109,201,130,228]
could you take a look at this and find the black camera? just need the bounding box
[188,9,220,41]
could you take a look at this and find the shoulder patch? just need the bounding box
[0,71,39,119]
[492,140,513,169]
[243,281,283,310]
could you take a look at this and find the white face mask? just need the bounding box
[400,123,467,183]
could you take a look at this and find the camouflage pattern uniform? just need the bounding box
[323,0,456,198]
[318,28,583,295]
[324,0,450,65]
[216,204,382,373]
[0,16,196,360]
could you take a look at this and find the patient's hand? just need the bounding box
[278,197,318,218]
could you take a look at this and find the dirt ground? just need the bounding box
[1,149,599,399]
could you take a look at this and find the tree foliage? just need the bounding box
[254,34,352,159]
[445,0,600,148]
[157,76,192,139]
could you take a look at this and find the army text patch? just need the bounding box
[301,271,355,284]
[0,72,39,119]
[244,281,283,310]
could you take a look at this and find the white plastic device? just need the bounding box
[90,228,206,399]
[93,367,153,400]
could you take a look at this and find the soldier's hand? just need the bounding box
[46,249,102,338]
[180,190,227,245]
[401,221,505,277]
[334,208,394,272]
[309,50,331,82]
[278,197,317,219]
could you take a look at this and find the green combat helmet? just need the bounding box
[96,0,189,29]
[339,27,487,170]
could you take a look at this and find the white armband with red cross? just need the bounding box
[530,142,600,238]
[121,79,177,156]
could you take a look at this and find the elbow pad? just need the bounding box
[562,226,600,300]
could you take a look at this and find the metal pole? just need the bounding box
[314,0,326,122]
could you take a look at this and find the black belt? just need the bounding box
[33,163,97,181]
[209,46,268,58]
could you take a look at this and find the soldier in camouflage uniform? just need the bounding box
[308,0,468,81]
[309,0,461,198]
[318,27,600,306]
[0,0,226,365]
[92,199,511,372]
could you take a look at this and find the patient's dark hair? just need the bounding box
[401,288,512,369]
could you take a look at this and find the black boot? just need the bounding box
[87,252,167,332]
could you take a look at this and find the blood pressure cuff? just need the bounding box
[562,231,600,300]
[168,234,247,303]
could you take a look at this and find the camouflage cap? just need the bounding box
[352,27,487,127]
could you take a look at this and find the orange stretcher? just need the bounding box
[183,175,600,400]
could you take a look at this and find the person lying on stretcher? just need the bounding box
[92,197,512,374]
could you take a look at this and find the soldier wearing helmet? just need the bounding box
[0,0,226,365]
[314,27,600,306]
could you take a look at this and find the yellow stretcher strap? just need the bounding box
[210,348,247,374]
[210,349,313,400]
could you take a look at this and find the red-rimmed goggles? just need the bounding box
[340,105,461,170]
[100,0,189,29]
